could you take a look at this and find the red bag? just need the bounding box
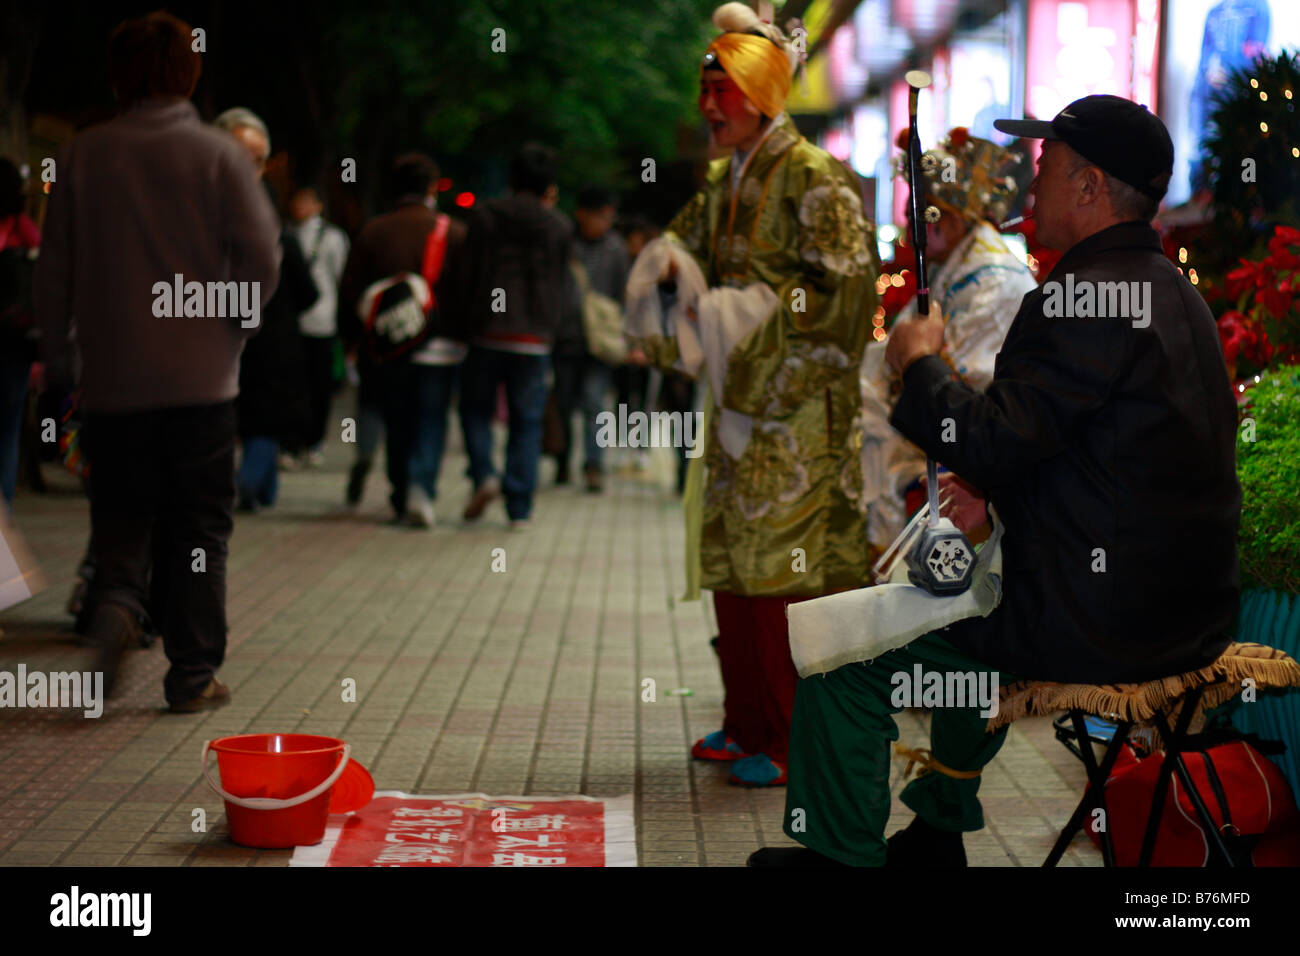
[1088,738,1300,866]
[358,214,450,363]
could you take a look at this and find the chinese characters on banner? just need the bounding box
[290,792,636,867]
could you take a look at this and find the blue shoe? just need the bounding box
[691,730,751,762]
[728,754,787,787]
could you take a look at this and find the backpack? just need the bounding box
[572,259,627,365]
[356,214,450,363]
[0,217,38,334]
[1086,731,1300,866]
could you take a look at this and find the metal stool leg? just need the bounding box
[1138,685,1206,867]
[1043,711,1132,867]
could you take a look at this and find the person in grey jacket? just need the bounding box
[35,11,281,713]
[553,186,629,493]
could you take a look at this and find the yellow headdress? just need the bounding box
[703,2,796,119]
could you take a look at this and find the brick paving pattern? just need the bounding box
[0,409,1101,867]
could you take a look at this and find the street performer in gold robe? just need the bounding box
[624,2,880,787]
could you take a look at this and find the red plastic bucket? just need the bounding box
[202,734,350,848]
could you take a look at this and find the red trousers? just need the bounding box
[713,592,812,764]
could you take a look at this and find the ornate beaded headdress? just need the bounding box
[894,127,1023,226]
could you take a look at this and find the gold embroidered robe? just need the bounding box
[641,113,881,597]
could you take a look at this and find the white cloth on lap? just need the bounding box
[787,508,1005,678]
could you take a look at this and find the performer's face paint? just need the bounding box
[906,199,959,265]
[925,207,968,264]
[699,73,763,149]
[925,216,952,262]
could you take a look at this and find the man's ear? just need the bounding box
[1077,165,1104,207]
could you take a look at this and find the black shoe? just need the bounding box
[462,477,500,521]
[86,603,140,699]
[168,678,232,714]
[747,847,846,868]
[346,459,370,506]
[886,816,967,868]
[555,460,571,485]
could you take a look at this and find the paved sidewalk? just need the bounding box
[0,407,1100,867]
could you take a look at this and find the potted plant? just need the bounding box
[1231,365,1300,798]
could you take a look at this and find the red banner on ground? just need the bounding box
[290,792,636,867]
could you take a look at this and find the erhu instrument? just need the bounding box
[876,69,976,597]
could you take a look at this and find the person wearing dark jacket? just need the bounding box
[337,152,467,523]
[235,227,318,510]
[456,143,573,527]
[751,96,1241,867]
[35,15,281,712]
[211,108,317,511]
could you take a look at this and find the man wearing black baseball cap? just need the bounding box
[994,94,1174,212]
[750,94,1241,868]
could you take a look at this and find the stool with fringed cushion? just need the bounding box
[986,642,1300,867]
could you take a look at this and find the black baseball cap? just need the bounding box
[994,94,1173,202]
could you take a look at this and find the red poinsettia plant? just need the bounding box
[1218,224,1300,379]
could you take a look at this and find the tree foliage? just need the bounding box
[1198,50,1300,272]
[320,0,716,202]
[1237,365,1300,594]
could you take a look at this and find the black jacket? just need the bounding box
[553,261,586,358]
[891,221,1241,684]
[337,199,468,349]
[238,230,318,442]
[452,193,573,347]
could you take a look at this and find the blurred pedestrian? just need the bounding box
[455,143,572,528]
[288,185,350,468]
[35,11,281,711]
[0,158,40,506]
[620,215,658,260]
[547,243,585,486]
[338,152,465,525]
[550,185,628,493]
[214,108,317,513]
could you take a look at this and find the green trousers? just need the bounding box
[783,633,1015,866]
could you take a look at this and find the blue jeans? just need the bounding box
[551,354,613,473]
[459,346,549,521]
[0,352,30,504]
[580,358,613,471]
[237,436,279,507]
[409,364,460,500]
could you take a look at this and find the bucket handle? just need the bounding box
[201,741,351,811]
